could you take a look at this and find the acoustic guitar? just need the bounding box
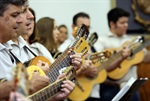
[10,63,29,100]
[87,32,98,47]
[27,24,90,83]
[28,66,77,101]
[69,51,111,101]
[53,26,79,59]
[106,36,150,80]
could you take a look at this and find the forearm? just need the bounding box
[0,80,15,100]
[106,56,125,72]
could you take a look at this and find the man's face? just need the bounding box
[72,17,90,37]
[112,17,129,37]
[0,4,23,43]
[76,17,90,30]
[19,6,34,38]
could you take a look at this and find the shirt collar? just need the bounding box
[0,43,6,50]
[5,36,27,49]
[3,42,13,50]
[107,31,128,38]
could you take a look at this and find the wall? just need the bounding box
[29,0,111,37]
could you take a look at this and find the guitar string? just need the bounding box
[30,78,64,101]
[31,25,88,100]
[46,37,79,83]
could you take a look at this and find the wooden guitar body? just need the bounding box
[69,51,111,101]
[106,47,145,80]
[26,56,51,80]
[69,69,107,101]
[28,56,51,66]
[27,65,46,80]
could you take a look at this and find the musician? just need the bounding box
[0,1,82,101]
[58,12,90,52]
[93,7,142,101]
[57,24,68,48]
[0,0,27,99]
[21,8,55,73]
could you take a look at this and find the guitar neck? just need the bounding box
[28,78,65,101]
[132,40,150,55]
[45,24,89,83]
[46,34,80,83]
[16,85,28,96]
[46,49,74,83]
[98,51,122,72]
[46,37,89,83]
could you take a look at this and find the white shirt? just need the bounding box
[94,31,137,84]
[0,36,35,80]
[0,43,16,80]
[89,31,137,98]
[4,36,34,63]
[30,42,54,63]
[58,36,74,52]
[1,36,55,80]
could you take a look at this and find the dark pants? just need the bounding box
[100,83,120,101]
[100,83,140,101]
[85,83,119,101]
[86,97,101,101]
[72,83,140,101]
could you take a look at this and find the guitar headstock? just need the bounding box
[125,35,150,55]
[73,37,90,57]
[73,24,89,40]
[12,63,29,96]
[89,50,111,64]
[87,32,98,47]
[69,24,89,50]
[127,36,145,50]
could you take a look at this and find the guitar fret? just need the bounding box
[47,50,74,83]
[47,89,51,98]
[98,51,122,72]
[43,90,47,101]
[37,92,42,101]
[40,94,45,101]
[47,49,68,75]
[31,96,35,101]
[132,41,150,54]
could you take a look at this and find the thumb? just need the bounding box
[57,73,66,80]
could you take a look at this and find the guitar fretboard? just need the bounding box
[29,78,65,101]
[98,51,122,72]
[46,28,89,83]
[46,50,75,83]
[132,40,150,55]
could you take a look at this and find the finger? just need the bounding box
[57,73,66,80]
[37,60,42,67]
[63,80,75,87]
[32,71,40,75]
[70,53,82,59]
[61,80,75,91]
[68,49,73,54]
[61,87,70,96]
